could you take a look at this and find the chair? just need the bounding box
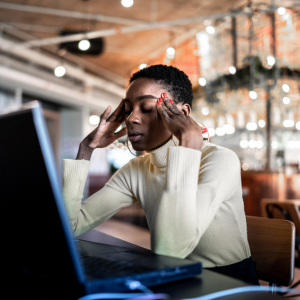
[261,199,300,263]
[246,216,295,291]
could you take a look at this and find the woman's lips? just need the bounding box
[128,134,143,142]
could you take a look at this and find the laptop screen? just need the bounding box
[0,105,84,288]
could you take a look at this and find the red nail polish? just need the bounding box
[163,93,167,97]
[202,128,208,134]
[169,99,174,104]
[159,97,163,102]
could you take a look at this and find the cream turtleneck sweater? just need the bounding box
[62,138,251,268]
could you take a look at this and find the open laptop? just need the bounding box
[0,102,202,299]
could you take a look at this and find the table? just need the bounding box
[77,229,285,300]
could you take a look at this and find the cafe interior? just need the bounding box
[1,0,300,299]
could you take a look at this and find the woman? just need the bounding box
[63,64,258,285]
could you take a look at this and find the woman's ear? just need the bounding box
[180,104,191,116]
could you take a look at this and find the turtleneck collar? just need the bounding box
[146,136,179,168]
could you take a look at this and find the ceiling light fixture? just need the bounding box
[78,39,91,51]
[54,65,66,77]
[138,63,148,70]
[121,0,134,8]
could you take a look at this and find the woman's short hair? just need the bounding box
[129,64,193,108]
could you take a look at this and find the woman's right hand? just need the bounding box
[76,99,127,160]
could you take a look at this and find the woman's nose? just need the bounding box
[126,110,142,124]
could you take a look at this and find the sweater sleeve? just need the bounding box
[62,159,136,237]
[151,146,240,259]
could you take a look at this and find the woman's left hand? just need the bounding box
[157,93,203,151]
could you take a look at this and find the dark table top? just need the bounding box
[77,229,284,300]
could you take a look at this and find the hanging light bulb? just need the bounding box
[277,7,286,16]
[89,115,100,125]
[139,63,148,70]
[258,119,266,128]
[249,91,257,100]
[282,84,290,93]
[223,113,235,134]
[78,39,91,51]
[206,26,215,34]
[267,56,275,66]
[271,141,278,149]
[296,122,300,130]
[54,65,66,77]
[202,107,209,116]
[166,47,175,59]
[229,66,236,74]
[199,77,207,86]
[246,111,257,131]
[283,110,294,127]
[240,133,248,148]
[283,97,290,105]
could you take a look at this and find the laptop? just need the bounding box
[0,102,202,299]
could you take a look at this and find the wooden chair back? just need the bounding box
[246,216,295,286]
[260,199,300,235]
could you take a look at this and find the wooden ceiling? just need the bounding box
[0,0,285,85]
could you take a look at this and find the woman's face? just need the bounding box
[124,78,188,151]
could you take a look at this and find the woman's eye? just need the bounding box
[141,108,154,113]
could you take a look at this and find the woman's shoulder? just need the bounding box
[202,142,240,165]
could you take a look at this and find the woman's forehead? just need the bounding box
[126,78,164,98]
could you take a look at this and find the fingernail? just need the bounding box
[202,128,208,134]
[157,99,161,105]
[159,97,163,102]
[169,99,174,104]
[162,93,167,98]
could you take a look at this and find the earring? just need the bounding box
[126,135,145,158]
[198,121,210,143]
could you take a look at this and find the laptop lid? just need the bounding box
[0,103,85,295]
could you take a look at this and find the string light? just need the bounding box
[283,120,294,127]
[271,141,278,149]
[246,122,257,131]
[242,163,249,171]
[199,77,207,86]
[54,65,66,77]
[296,122,300,130]
[240,140,248,149]
[166,47,175,59]
[283,97,290,105]
[121,0,134,7]
[206,26,215,34]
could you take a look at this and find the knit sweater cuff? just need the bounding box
[63,159,90,197]
[167,146,201,190]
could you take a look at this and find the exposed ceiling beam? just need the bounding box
[0,22,126,86]
[4,8,280,50]
[0,2,184,33]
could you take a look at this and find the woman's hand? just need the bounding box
[157,94,203,151]
[76,99,128,160]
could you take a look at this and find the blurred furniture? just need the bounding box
[261,199,300,269]
[246,216,295,292]
[241,172,300,216]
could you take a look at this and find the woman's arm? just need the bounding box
[63,159,136,237]
[62,99,133,236]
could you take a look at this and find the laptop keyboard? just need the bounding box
[78,250,151,278]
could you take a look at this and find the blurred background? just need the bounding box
[1,0,300,249]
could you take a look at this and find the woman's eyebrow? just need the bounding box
[124,95,157,102]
